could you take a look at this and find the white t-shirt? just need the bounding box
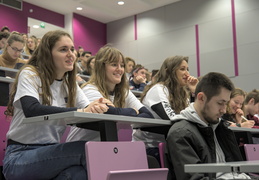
[132,83,175,148]
[6,68,89,144]
[66,84,144,142]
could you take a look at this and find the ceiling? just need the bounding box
[24,0,181,23]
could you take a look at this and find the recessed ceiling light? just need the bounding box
[118,1,124,5]
[76,7,83,10]
[33,25,39,28]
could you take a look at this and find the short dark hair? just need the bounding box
[244,89,259,105]
[151,69,159,78]
[195,72,234,101]
[82,51,92,56]
[0,32,10,40]
[1,26,10,32]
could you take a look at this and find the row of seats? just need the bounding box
[1,104,258,179]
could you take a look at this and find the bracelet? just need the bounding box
[236,123,241,127]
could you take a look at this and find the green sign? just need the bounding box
[40,22,45,28]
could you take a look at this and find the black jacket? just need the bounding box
[166,119,243,180]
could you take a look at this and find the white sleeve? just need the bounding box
[76,85,90,108]
[13,68,42,108]
[142,84,170,107]
[82,84,103,102]
[125,90,144,110]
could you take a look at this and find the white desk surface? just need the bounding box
[229,126,259,134]
[22,111,171,128]
[79,74,90,81]
[185,160,259,173]
[130,90,142,97]
[0,67,19,73]
[0,67,18,79]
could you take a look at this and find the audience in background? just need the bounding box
[145,68,151,83]
[222,88,255,128]
[129,66,147,91]
[37,37,41,45]
[0,32,10,54]
[83,55,95,76]
[66,45,153,142]
[0,32,27,68]
[125,57,136,80]
[21,33,28,42]
[166,72,250,180]
[77,51,92,74]
[24,36,38,59]
[133,56,198,162]
[77,46,84,58]
[150,69,159,83]
[1,26,10,33]
[3,30,110,179]
[244,89,259,126]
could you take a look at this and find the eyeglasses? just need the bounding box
[9,45,24,54]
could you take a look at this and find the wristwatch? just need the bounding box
[236,123,241,127]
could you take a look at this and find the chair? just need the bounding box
[85,141,168,180]
[0,106,11,180]
[159,142,166,168]
[244,144,259,161]
[244,144,259,177]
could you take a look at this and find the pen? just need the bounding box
[241,115,248,121]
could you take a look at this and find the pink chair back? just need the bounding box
[85,141,168,180]
[244,144,259,161]
[0,106,11,166]
[159,142,166,168]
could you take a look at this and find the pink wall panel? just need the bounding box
[73,13,106,55]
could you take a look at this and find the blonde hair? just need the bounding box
[24,35,38,55]
[226,88,246,114]
[82,45,128,107]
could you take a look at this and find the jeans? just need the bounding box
[3,141,87,180]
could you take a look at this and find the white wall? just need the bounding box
[107,0,259,92]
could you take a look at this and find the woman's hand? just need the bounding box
[81,98,112,114]
[186,76,199,93]
[136,75,146,84]
[235,109,244,124]
[241,120,255,128]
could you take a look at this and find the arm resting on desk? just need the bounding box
[105,106,154,118]
[151,102,175,120]
[21,96,77,117]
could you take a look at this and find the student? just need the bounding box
[0,32,27,68]
[222,88,255,128]
[166,72,250,180]
[129,66,147,91]
[0,32,10,54]
[244,89,259,126]
[23,35,38,59]
[77,51,92,74]
[1,26,10,33]
[125,56,136,80]
[3,30,110,179]
[132,56,198,162]
[83,55,95,76]
[66,45,154,142]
